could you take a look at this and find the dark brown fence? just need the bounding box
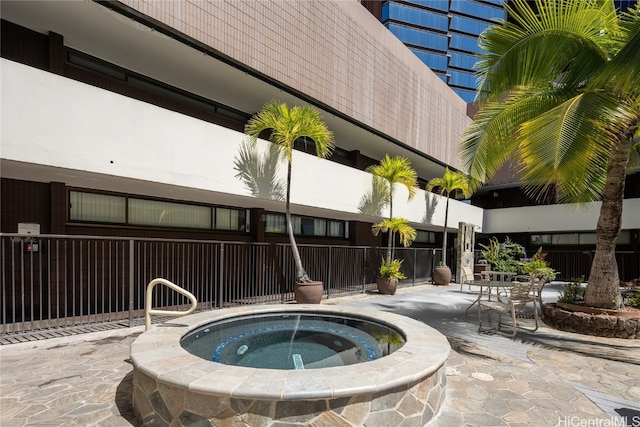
[0,234,438,339]
[545,249,638,283]
[2,234,636,341]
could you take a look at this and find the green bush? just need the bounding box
[479,236,527,273]
[558,277,586,303]
[522,248,557,280]
[479,239,557,279]
[626,291,640,308]
[379,258,406,281]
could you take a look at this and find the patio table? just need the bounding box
[465,280,515,317]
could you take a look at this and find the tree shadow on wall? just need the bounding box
[422,192,439,224]
[233,141,286,201]
[358,176,387,216]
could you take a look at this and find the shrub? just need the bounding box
[522,248,557,280]
[558,277,586,303]
[479,236,527,273]
[626,291,640,308]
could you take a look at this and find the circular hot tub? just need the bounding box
[131,304,450,426]
[181,311,405,369]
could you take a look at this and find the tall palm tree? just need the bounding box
[245,100,334,283]
[367,155,418,263]
[460,0,640,308]
[426,168,473,266]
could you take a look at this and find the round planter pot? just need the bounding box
[376,276,398,295]
[557,302,640,318]
[294,281,324,304]
[432,266,451,285]
[543,303,639,339]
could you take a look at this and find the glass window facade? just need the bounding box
[265,214,348,238]
[380,0,506,103]
[530,231,631,246]
[70,191,126,223]
[449,51,478,71]
[69,190,247,232]
[450,0,504,20]
[410,49,447,73]
[385,23,448,51]
[382,3,448,31]
[129,199,211,229]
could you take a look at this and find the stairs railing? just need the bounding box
[145,278,197,331]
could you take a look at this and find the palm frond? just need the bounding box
[477,0,612,101]
[590,7,640,94]
[461,89,573,181]
[426,168,473,199]
[366,155,418,200]
[245,100,335,161]
[517,90,634,203]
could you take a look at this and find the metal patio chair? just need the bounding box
[477,276,539,337]
[460,265,482,292]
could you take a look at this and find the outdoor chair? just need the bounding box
[477,276,539,337]
[460,266,482,292]
[514,270,550,311]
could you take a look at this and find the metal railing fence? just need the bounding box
[2,233,636,340]
[1,234,440,338]
[544,249,638,283]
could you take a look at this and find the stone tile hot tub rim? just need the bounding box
[130,305,450,401]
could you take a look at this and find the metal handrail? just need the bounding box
[145,278,197,331]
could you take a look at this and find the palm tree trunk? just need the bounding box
[584,135,633,309]
[386,190,393,264]
[442,196,450,266]
[285,160,309,282]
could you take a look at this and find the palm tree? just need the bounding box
[426,168,473,266]
[372,217,417,262]
[460,0,640,308]
[367,155,418,263]
[245,100,334,283]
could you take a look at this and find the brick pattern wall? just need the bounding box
[119,0,470,169]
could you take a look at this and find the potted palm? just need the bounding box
[245,100,334,303]
[372,217,416,294]
[426,168,473,285]
[367,156,418,294]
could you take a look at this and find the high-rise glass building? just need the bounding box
[375,0,506,103]
[366,0,635,103]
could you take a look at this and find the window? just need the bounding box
[215,208,246,231]
[449,33,483,54]
[415,230,436,244]
[265,214,286,233]
[530,231,631,245]
[69,191,126,223]
[411,49,448,72]
[386,23,448,51]
[265,214,347,238]
[128,199,211,229]
[69,190,247,232]
[298,217,327,236]
[328,221,346,238]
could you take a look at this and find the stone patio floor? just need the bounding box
[1,283,639,426]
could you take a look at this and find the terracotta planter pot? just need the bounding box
[432,266,451,285]
[294,281,324,304]
[376,276,398,295]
